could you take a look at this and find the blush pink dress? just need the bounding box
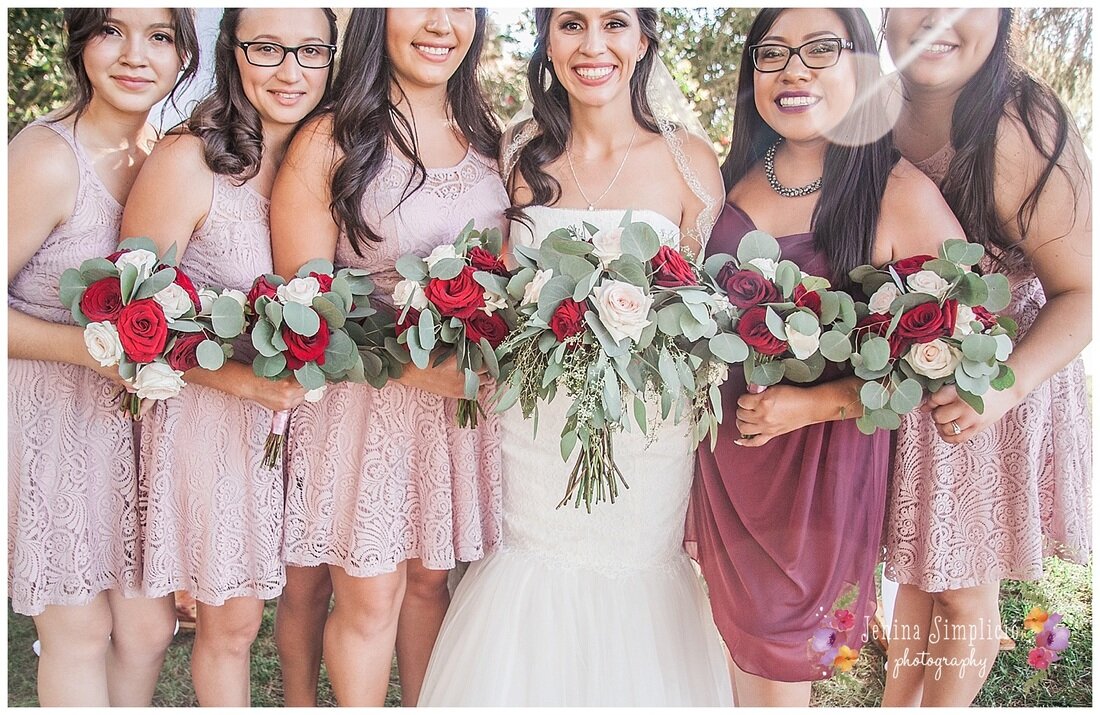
[138,170,285,605]
[282,148,507,577]
[8,119,143,616]
[883,145,1092,592]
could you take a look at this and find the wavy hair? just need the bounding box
[182,8,338,183]
[722,8,899,289]
[57,8,199,124]
[328,8,501,255]
[506,8,661,227]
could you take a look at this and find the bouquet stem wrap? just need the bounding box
[263,409,291,470]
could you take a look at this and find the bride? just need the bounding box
[419,8,731,706]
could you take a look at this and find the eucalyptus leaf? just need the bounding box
[196,339,226,370]
[283,301,321,337]
[708,333,749,364]
[296,258,334,278]
[251,319,279,357]
[961,333,997,362]
[981,273,1012,312]
[818,330,853,362]
[133,267,177,301]
[860,336,891,372]
[860,381,891,410]
[735,230,780,263]
[619,222,660,261]
[888,378,923,414]
[748,360,784,387]
[311,295,346,330]
[293,362,326,390]
[395,254,428,281]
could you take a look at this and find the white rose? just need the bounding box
[904,339,961,379]
[592,279,654,344]
[424,244,458,269]
[746,257,778,281]
[521,268,554,305]
[392,279,429,310]
[152,282,193,321]
[907,270,950,299]
[868,283,900,314]
[708,293,734,318]
[785,319,822,360]
[132,362,186,400]
[197,287,219,315]
[590,227,624,268]
[113,249,158,280]
[480,290,508,316]
[83,322,124,367]
[952,304,976,338]
[222,289,248,309]
[304,386,327,403]
[277,276,320,306]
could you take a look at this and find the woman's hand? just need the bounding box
[734,384,819,447]
[923,383,1022,444]
[396,353,491,399]
[239,373,309,413]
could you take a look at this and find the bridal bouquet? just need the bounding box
[392,221,513,428]
[493,213,730,511]
[247,259,374,467]
[59,237,244,419]
[841,240,1017,434]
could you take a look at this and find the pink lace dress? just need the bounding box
[8,119,143,616]
[138,173,285,604]
[282,148,507,577]
[883,145,1092,592]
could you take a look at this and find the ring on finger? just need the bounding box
[950,420,961,436]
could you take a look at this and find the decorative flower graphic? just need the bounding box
[1022,606,1071,691]
[807,585,862,679]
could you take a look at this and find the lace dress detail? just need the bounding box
[283,149,507,577]
[138,173,286,605]
[884,145,1092,591]
[8,119,143,616]
[419,210,731,706]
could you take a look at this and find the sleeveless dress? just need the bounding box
[282,148,507,577]
[418,207,732,707]
[8,119,143,616]
[690,204,888,682]
[137,173,285,605]
[883,145,1092,592]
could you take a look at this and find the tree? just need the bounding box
[8,8,67,140]
[1016,7,1092,138]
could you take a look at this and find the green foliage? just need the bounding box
[1017,8,1092,139]
[8,8,67,141]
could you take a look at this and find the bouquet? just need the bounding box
[494,213,730,511]
[59,237,244,418]
[700,230,857,395]
[347,308,408,390]
[247,259,375,467]
[841,239,1017,434]
[392,221,513,428]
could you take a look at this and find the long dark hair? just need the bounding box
[924,9,1076,272]
[722,8,899,289]
[183,8,338,183]
[57,8,200,123]
[506,8,661,226]
[328,8,500,255]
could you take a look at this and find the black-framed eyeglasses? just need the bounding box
[748,38,855,73]
[236,41,336,69]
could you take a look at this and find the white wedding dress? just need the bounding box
[418,207,733,707]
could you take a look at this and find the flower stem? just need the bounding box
[558,429,629,512]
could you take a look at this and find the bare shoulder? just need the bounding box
[879,158,965,259]
[882,158,956,226]
[144,132,212,178]
[8,123,80,195]
[284,113,338,175]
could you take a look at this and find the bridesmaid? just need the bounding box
[7,8,198,706]
[690,8,962,706]
[270,8,506,706]
[880,8,1091,706]
[118,8,336,706]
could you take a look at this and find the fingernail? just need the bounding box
[734,440,744,446]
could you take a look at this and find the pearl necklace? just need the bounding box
[763,140,821,198]
[566,127,638,211]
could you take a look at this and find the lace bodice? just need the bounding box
[9,120,123,325]
[335,148,509,295]
[184,174,272,293]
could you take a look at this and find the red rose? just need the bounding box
[896,301,950,343]
[890,254,935,280]
[719,264,781,309]
[469,247,509,277]
[106,249,128,262]
[247,275,280,312]
[971,305,998,330]
[309,271,334,293]
[549,298,588,342]
[793,284,822,316]
[396,308,420,337]
[736,306,787,356]
[165,332,205,372]
[80,276,124,322]
[651,246,698,287]
[940,298,958,338]
[173,267,201,310]
[116,298,169,363]
[856,312,907,358]
[424,266,485,319]
[282,320,330,370]
[464,311,509,348]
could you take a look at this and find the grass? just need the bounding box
[8,557,1091,707]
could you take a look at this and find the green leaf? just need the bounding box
[296,258,334,278]
[293,361,326,390]
[254,352,287,378]
[584,313,629,357]
[748,360,784,387]
[954,365,990,396]
[251,319,279,357]
[479,337,500,379]
[781,358,814,383]
[507,267,536,301]
[942,239,985,267]
[573,267,601,302]
[196,339,226,370]
[961,333,998,362]
[735,230,780,263]
[708,333,749,364]
[59,268,87,310]
[956,385,986,414]
[786,310,818,336]
[429,257,465,280]
[119,264,139,303]
[619,222,661,261]
[323,330,359,374]
[560,429,578,462]
[860,381,890,410]
[703,253,736,278]
[463,368,480,401]
[311,295,347,330]
[132,266,177,300]
[212,296,247,340]
[818,330,853,362]
[607,255,648,287]
[869,408,902,430]
[264,299,283,328]
[775,260,799,297]
[658,347,680,395]
[536,275,577,321]
[990,364,1015,391]
[855,414,878,435]
[559,254,596,282]
[117,236,159,254]
[168,319,203,333]
[817,291,840,325]
[764,306,787,340]
[79,257,120,283]
[921,259,963,281]
[602,367,621,421]
[633,396,648,435]
[860,337,891,372]
[953,272,989,306]
[417,309,437,353]
[395,254,428,281]
[282,301,321,337]
[980,273,1012,312]
[657,303,690,336]
[889,378,923,414]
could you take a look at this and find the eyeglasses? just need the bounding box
[236,41,336,69]
[748,38,855,73]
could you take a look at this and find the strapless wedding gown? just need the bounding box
[418,207,732,706]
